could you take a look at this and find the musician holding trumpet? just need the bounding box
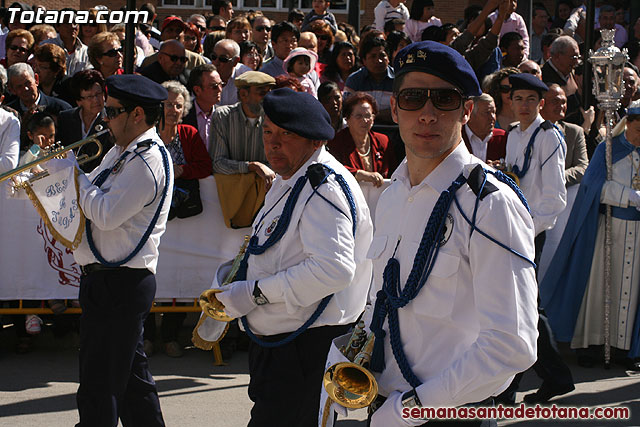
[206,88,373,426]
[39,74,172,427]
[339,42,539,426]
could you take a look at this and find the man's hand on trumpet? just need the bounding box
[215,280,261,319]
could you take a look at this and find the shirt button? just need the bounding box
[408,197,414,203]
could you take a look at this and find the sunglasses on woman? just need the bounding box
[102,47,123,57]
[395,87,464,111]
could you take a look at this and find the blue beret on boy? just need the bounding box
[393,41,481,97]
[106,74,168,106]
[263,88,335,141]
[509,73,549,95]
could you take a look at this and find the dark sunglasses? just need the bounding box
[104,106,129,119]
[395,87,464,111]
[210,53,233,63]
[208,25,226,31]
[499,84,512,94]
[195,24,206,32]
[9,45,29,54]
[316,34,330,41]
[101,47,123,57]
[160,51,188,63]
[255,25,271,32]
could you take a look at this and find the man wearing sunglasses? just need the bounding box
[141,40,189,86]
[140,16,207,72]
[252,15,274,62]
[352,41,538,426]
[44,74,171,426]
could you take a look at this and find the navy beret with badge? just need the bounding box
[105,74,168,107]
[393,41,481,97]
[263,88,335,141]
[508,73,549,96]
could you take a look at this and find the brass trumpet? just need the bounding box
[323,321,379,409]
[199,235,250,322]
[0,130,108,185]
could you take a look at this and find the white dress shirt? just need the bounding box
[506,115,567,235]
[464,125,491,162]
[0,108,20,174]
[368,142,538,410]
[243,146,373,336]
[73,128,173,274]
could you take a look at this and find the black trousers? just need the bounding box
[247,323,350,427]
[76,267,165,427]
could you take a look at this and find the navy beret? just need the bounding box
[105,74,168,107]
[393,41,481,97]
[509,73,549,95]
[263,88,335,141]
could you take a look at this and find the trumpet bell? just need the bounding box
[323,362,378,409]
[199,288,234,322]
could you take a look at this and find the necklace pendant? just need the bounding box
[633,175,640,191]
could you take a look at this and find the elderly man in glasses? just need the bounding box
[541,35,583,125]
[212,38,252,106]
[140,39,189,86]
[337,41,538,426]
[140,16,207,72]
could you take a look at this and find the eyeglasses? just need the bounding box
[352,113,374,121]
[104,106,129,119]
[160,51,188,63]
[101,47,123,57]
[395,87,464,111]
[9,45,29,54]
[208,25,226,31]
[203,82,223,90]
[210,53,234,63]
[255,25,271,32]
[195,24,206,32]
[80,91,104,101]
[499,84,512,94]
[316,34,330,41]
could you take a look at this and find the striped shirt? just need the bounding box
[210,102,268,174]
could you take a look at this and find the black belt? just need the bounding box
[80,263,134,276]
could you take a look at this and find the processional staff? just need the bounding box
[588,29,628,368]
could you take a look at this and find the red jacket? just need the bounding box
[326,128,397,178]
[461,125,507,162]
[176,124,213,180]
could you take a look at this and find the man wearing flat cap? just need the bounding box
[213,87,373,426]
[341,41,538,426]
[210,71,277,183]
[500,73,573,405]
[49,74,172,426]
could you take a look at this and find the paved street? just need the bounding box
[1,314,639,427]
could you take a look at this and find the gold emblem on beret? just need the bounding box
[406,53,415,64]
[399,58,405,67]
[417,50,427,60]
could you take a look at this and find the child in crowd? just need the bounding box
[284,48,318,97]
[301,0,338,34]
